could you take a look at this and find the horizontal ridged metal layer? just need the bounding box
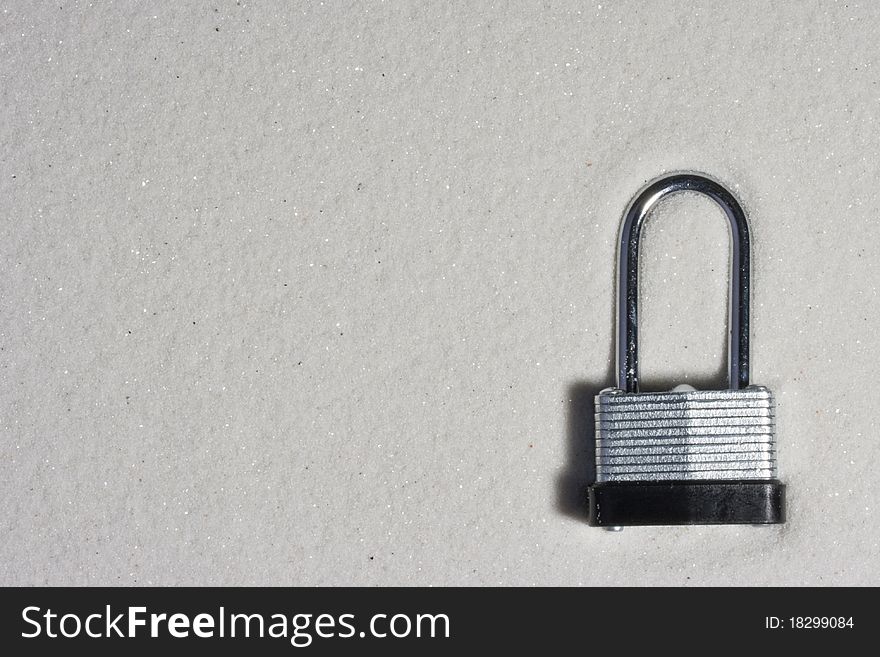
[594,386,777,482]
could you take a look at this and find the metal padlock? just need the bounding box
[588,173,786,527]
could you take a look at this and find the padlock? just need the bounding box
[587,173,786,527]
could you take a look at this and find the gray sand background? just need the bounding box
[2,2,878,585]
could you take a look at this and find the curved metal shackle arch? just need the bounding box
[617,173,751,393]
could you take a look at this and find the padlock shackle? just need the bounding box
[617,173,751,393]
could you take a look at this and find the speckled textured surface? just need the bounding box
[1,2,878,585]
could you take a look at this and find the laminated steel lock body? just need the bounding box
[588,173,785,527]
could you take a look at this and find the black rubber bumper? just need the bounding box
[588,480,785,527]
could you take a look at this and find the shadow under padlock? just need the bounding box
[560,173,786,528]
[556,379,603,521]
